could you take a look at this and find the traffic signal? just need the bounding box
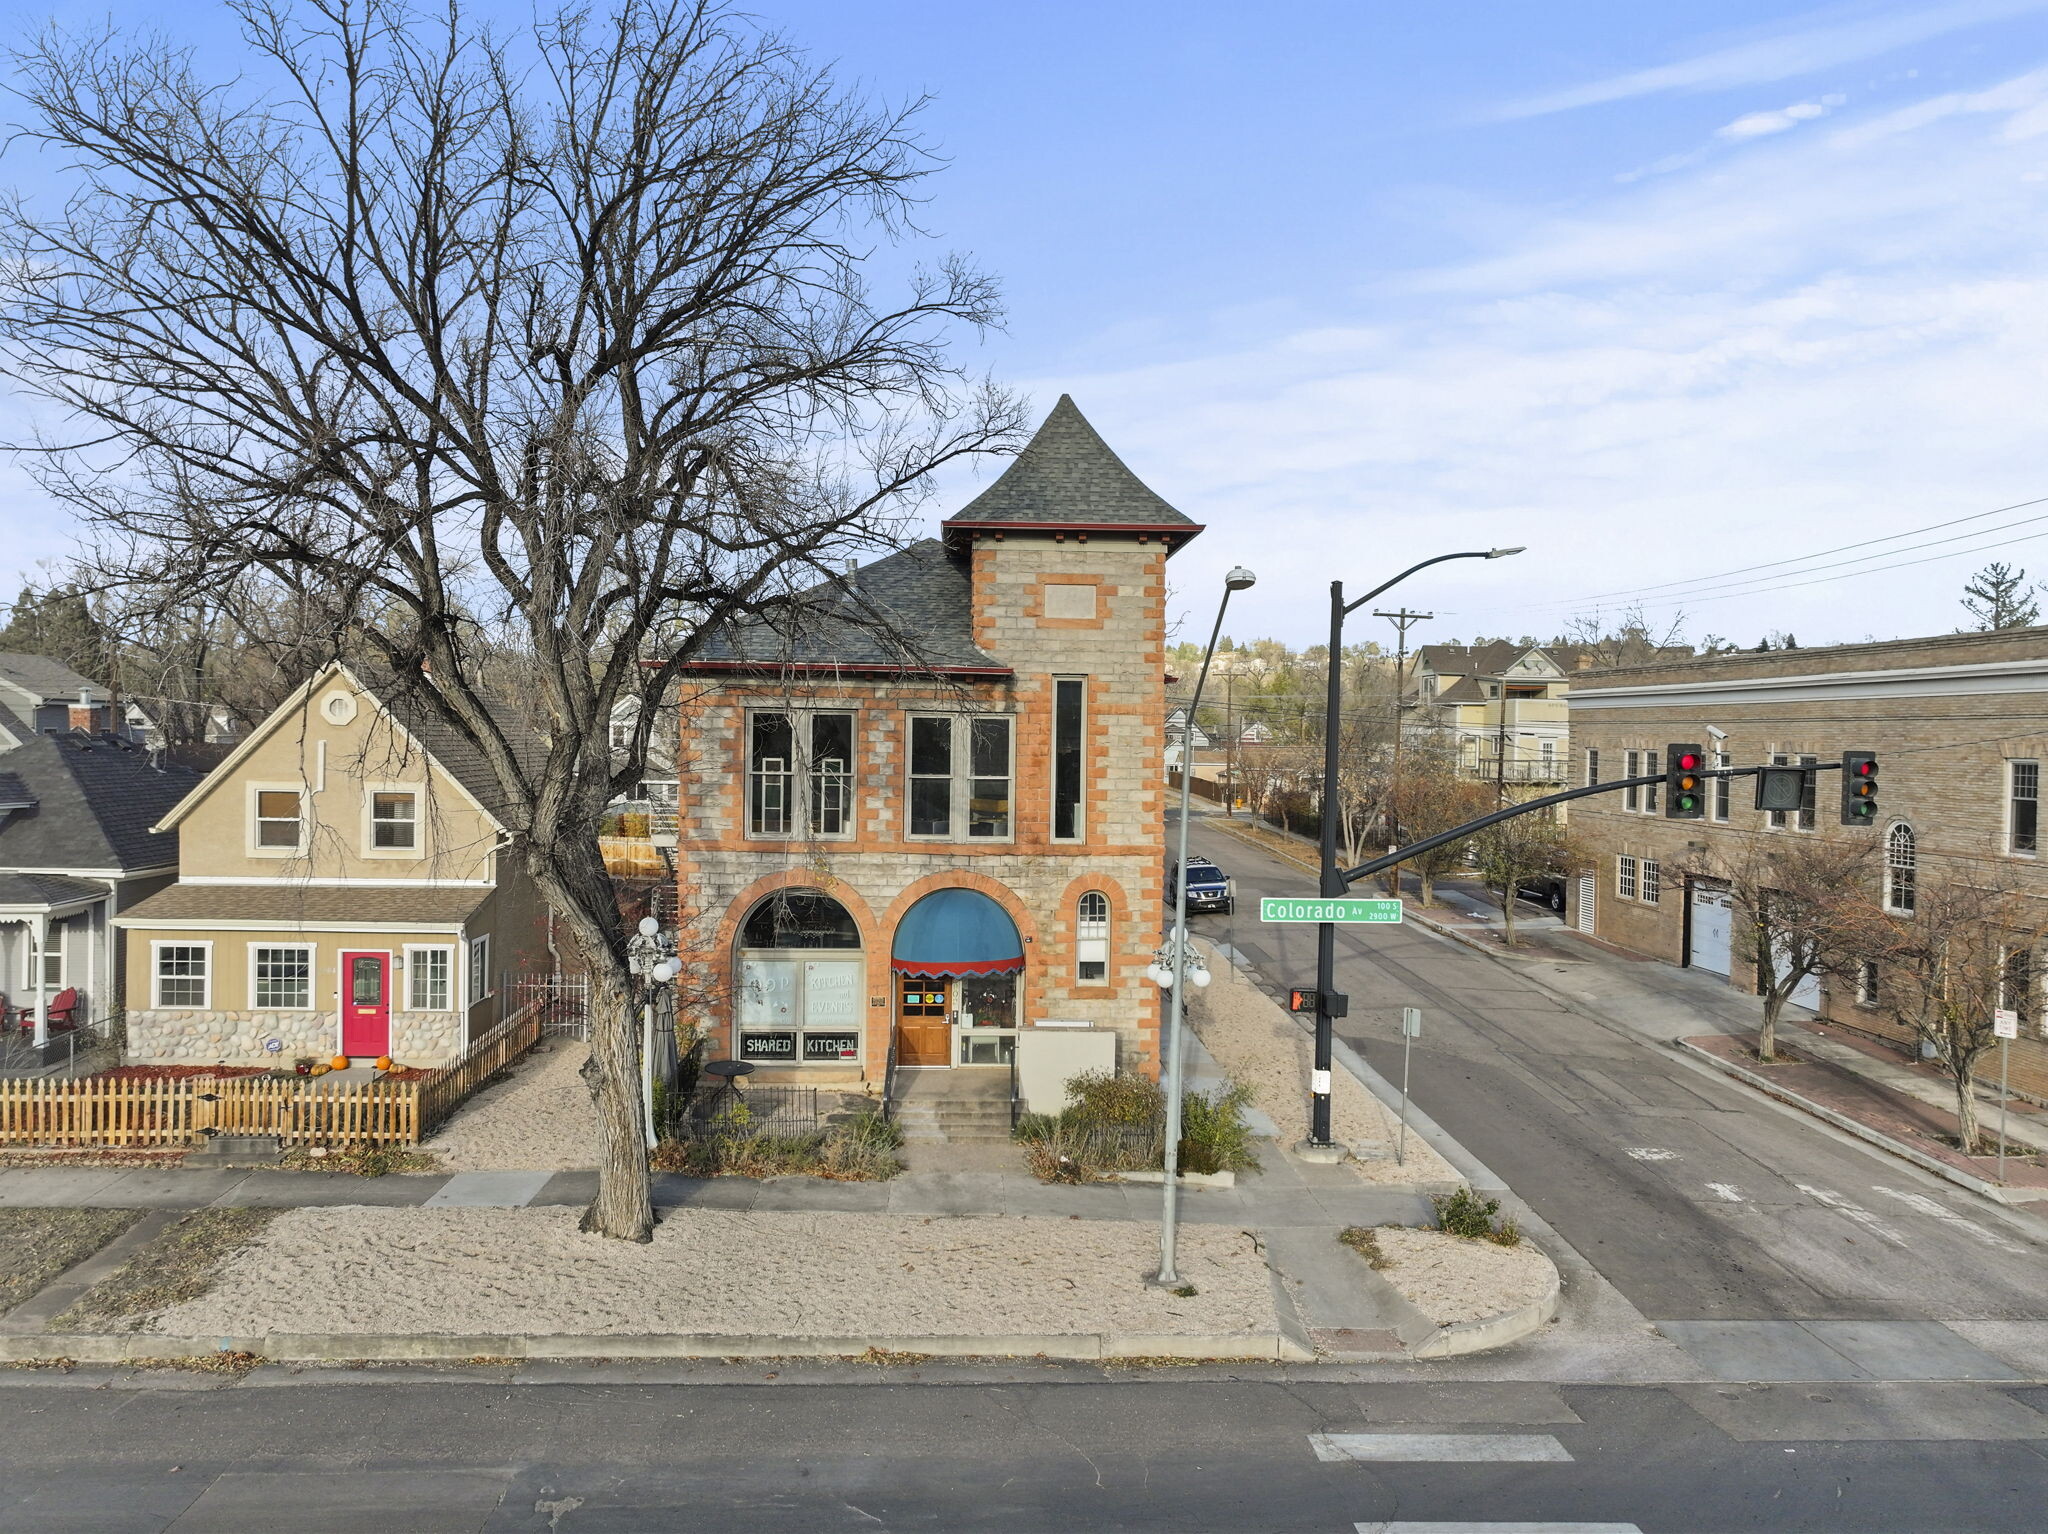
[1288,988,1348,1017]
[1841,751,1878,825]
[1665,743,1706,819]
[1289,988,1319,1013]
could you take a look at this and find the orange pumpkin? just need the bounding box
[331,1055,349,1071]
[374,1055,393,1072]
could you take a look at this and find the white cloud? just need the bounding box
[1717,94,1845,138]
[1026,72,2048,651]
[1496,0,2048,119]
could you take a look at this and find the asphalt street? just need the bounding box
[5,1375,2048,1532]
[1183,813,2048,1336]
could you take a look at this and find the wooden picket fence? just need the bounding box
[0,999,544,1150]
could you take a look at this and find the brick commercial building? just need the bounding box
[667,396,1192,1089]
[1568,628,2048,1101]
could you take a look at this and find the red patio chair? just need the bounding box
[31,988,80,1034]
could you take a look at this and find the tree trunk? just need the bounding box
[1419,866,1435,906]
[1757,990,1783,1062]
[1954,1058,1983,1155]
[1498,886,1518,947]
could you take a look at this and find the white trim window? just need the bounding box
[1712,749,1732,822]
[1623,751,1639,812]
[907,713,1014,840]
[1796,753,1818,832]
[370,790,419,851]
[2011,760,2039,855]
[748,710,856,838]
[467,935,491,1004]
[252,786,304,851]
[1857,960,1880,1009]
[1767,751,1790,830]
[406,945,453,1011]
[24,934,63,990]
[1886,823,1917,913]
[1644,749,1661,815]
[1617,854,1638,901]
[153,942,211,1009]
[250,945,313,1010]
[1585,748,1600,788]
[1640,858,1662,904]
[1076,891,1110,983]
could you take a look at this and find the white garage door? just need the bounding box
[1690,885,1733,977]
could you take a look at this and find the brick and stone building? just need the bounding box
[669,396,1194,1088]
[1567,628,2048,1101]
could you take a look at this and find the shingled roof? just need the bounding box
[942,395,1201,542]
[0,731,201,873]
[682,540,1005,677]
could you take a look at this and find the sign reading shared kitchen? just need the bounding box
[1259,896,1403,924]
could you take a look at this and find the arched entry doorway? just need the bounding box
[891,888,1023,1067]
[734,890,864,1068]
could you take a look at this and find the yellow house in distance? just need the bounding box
[114,661,552,1068]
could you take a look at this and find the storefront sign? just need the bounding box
[803,1032,861,1061]
[737,960,797,1025]
[739,1030,797,1060]
[803,960,862,1027]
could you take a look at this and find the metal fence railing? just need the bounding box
[503,973,590,1039]
[669,1082,820,1141]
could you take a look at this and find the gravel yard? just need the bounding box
[1368,1226,1558,1327]
[1187,945,1460,1186]
[145,1206,1279,1341]
[422,1040,598,1171]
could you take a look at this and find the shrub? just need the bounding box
[1177,1082,1260,1176]
[649,1109,903,1181]
[1014,1070,1259,1182]
[1065,1069,1164,1127]
[1432,1186,1521,1245]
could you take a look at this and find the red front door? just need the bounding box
[340,951,391,1057]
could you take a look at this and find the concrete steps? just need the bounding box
[888,1096,1016,1145]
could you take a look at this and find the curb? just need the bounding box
[1675,1039,2046,1205]
[1408,1263,1562,1359]
[0,1327,1316,1366]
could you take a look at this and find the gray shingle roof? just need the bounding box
[0,771,31,810]
[0,653,98,703]
[684,540,1004,676]
[944,395,1200,537]
[0,871,104,909]
[0,731,202,873]
[116,881,488,927]
[344,662,550,832]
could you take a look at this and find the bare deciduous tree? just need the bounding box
[0,0,1019,1239]
[1470,805,1584,948]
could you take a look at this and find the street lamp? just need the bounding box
[1306,547,1523,1154]
[1156,564,1255,1285]
[627,915,679,1149]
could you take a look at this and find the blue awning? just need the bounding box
[891,888,1024,977]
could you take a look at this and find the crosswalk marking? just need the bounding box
[1355,1525,1642,1533]
[1624,1147,1677,1161]
[1795,1183,1909,1246]
[1872,1186,2029,1253]
[1312,1434,1573,1463]
[1706,1182,1745,1202]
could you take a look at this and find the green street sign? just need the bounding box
[1259,896,1403,925]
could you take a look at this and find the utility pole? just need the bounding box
[1373,609,1431,813]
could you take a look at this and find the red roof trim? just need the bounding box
[659,659,1013,679]
[942,519,1205,541]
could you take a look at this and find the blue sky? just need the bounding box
[7,0,2048,654]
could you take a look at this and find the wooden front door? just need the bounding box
[340,951,391,1057]
[896,976,951,1066]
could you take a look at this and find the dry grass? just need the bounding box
[279,1145,441,1177]
[0,1209,146,1312]
[1338,1225,1393,1270]
[53,1209,281,1333]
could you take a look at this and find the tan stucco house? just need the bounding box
[114,662,551,1067]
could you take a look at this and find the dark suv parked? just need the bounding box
[1517,874,1568,912]
[1167,856,1234,914]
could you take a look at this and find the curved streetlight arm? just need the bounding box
[1343,550,1502,616]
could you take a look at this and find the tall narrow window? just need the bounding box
[1644,749,1661,815]
[467,935,491,1004]
[1053,679,1085,841]
[372,791,417,850]
[1886,823,1917,913]
[969,717,1013,837]
[1622,751,1639,811]
[2012,761,2039,854]
[408,947,452,1011]
[1640,859,1662,904]
[809,713,854,836]
[1796,753,1818,831]
[1586,748,1600,788]
[749,713,794,835]
[909,716,953,836]
[1768,751,1791,830]
[1617,854,1638,900]
[1713,750,1732,821]
[1076,891,1110,982]
[255,789,302,849]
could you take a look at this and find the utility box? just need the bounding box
[1015,1026,1118,1116]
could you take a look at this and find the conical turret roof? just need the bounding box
[943,395,1201,544]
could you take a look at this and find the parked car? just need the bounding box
[1517,874,1568,912]
[1167,856,1235,914]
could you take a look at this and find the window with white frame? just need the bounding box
[251,946,312,1010]
[254,788,303,850]
[1857,960,1879,1008]
[1767,751,1791,830]
[154,944,210,1008]
[1640,858,1662,904]
[1076,891,1110,983]
[2011,761,2039,855]
[23,933,62,989]
[1586,748,1600,787]
[1796,753,1818,831]
[748,711,855,838]
[1623,751,1639,811]
[1617,854,1638,900]
[1886,823,1917,913]
[467,935,491,1004]
[1713,749,1732,822]
[1644,748,1661,815]
[371,790,418,850]
[407,946,453,1011]
[907,713,1013,840]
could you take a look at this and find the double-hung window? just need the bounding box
[467,936,491,1004]
[1640,859,1662,904]
[748,711,856,838]
[408,947,453,1011]
[154,944,210,1009]
[254,788,303,850]
[1796,754,1818,831]
[1644,749,1661,815]
[371,791,418,850]
[907,714,1014,839]
[1712,750,1732,822]
[1767,752,1791,830]
[1586,748,1600,788]
[1856,960,1880,1008]
[1623,751,1640,812]
[2012,761,2039,854]
[251,946,312,1010]
[1076,892,1110,982]
[1617,854,1638,900]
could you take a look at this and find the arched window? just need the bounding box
[1886,823,1916,913]
[741,892,859,949]
[735,891,861,1068]
[1076,891,1110,983]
